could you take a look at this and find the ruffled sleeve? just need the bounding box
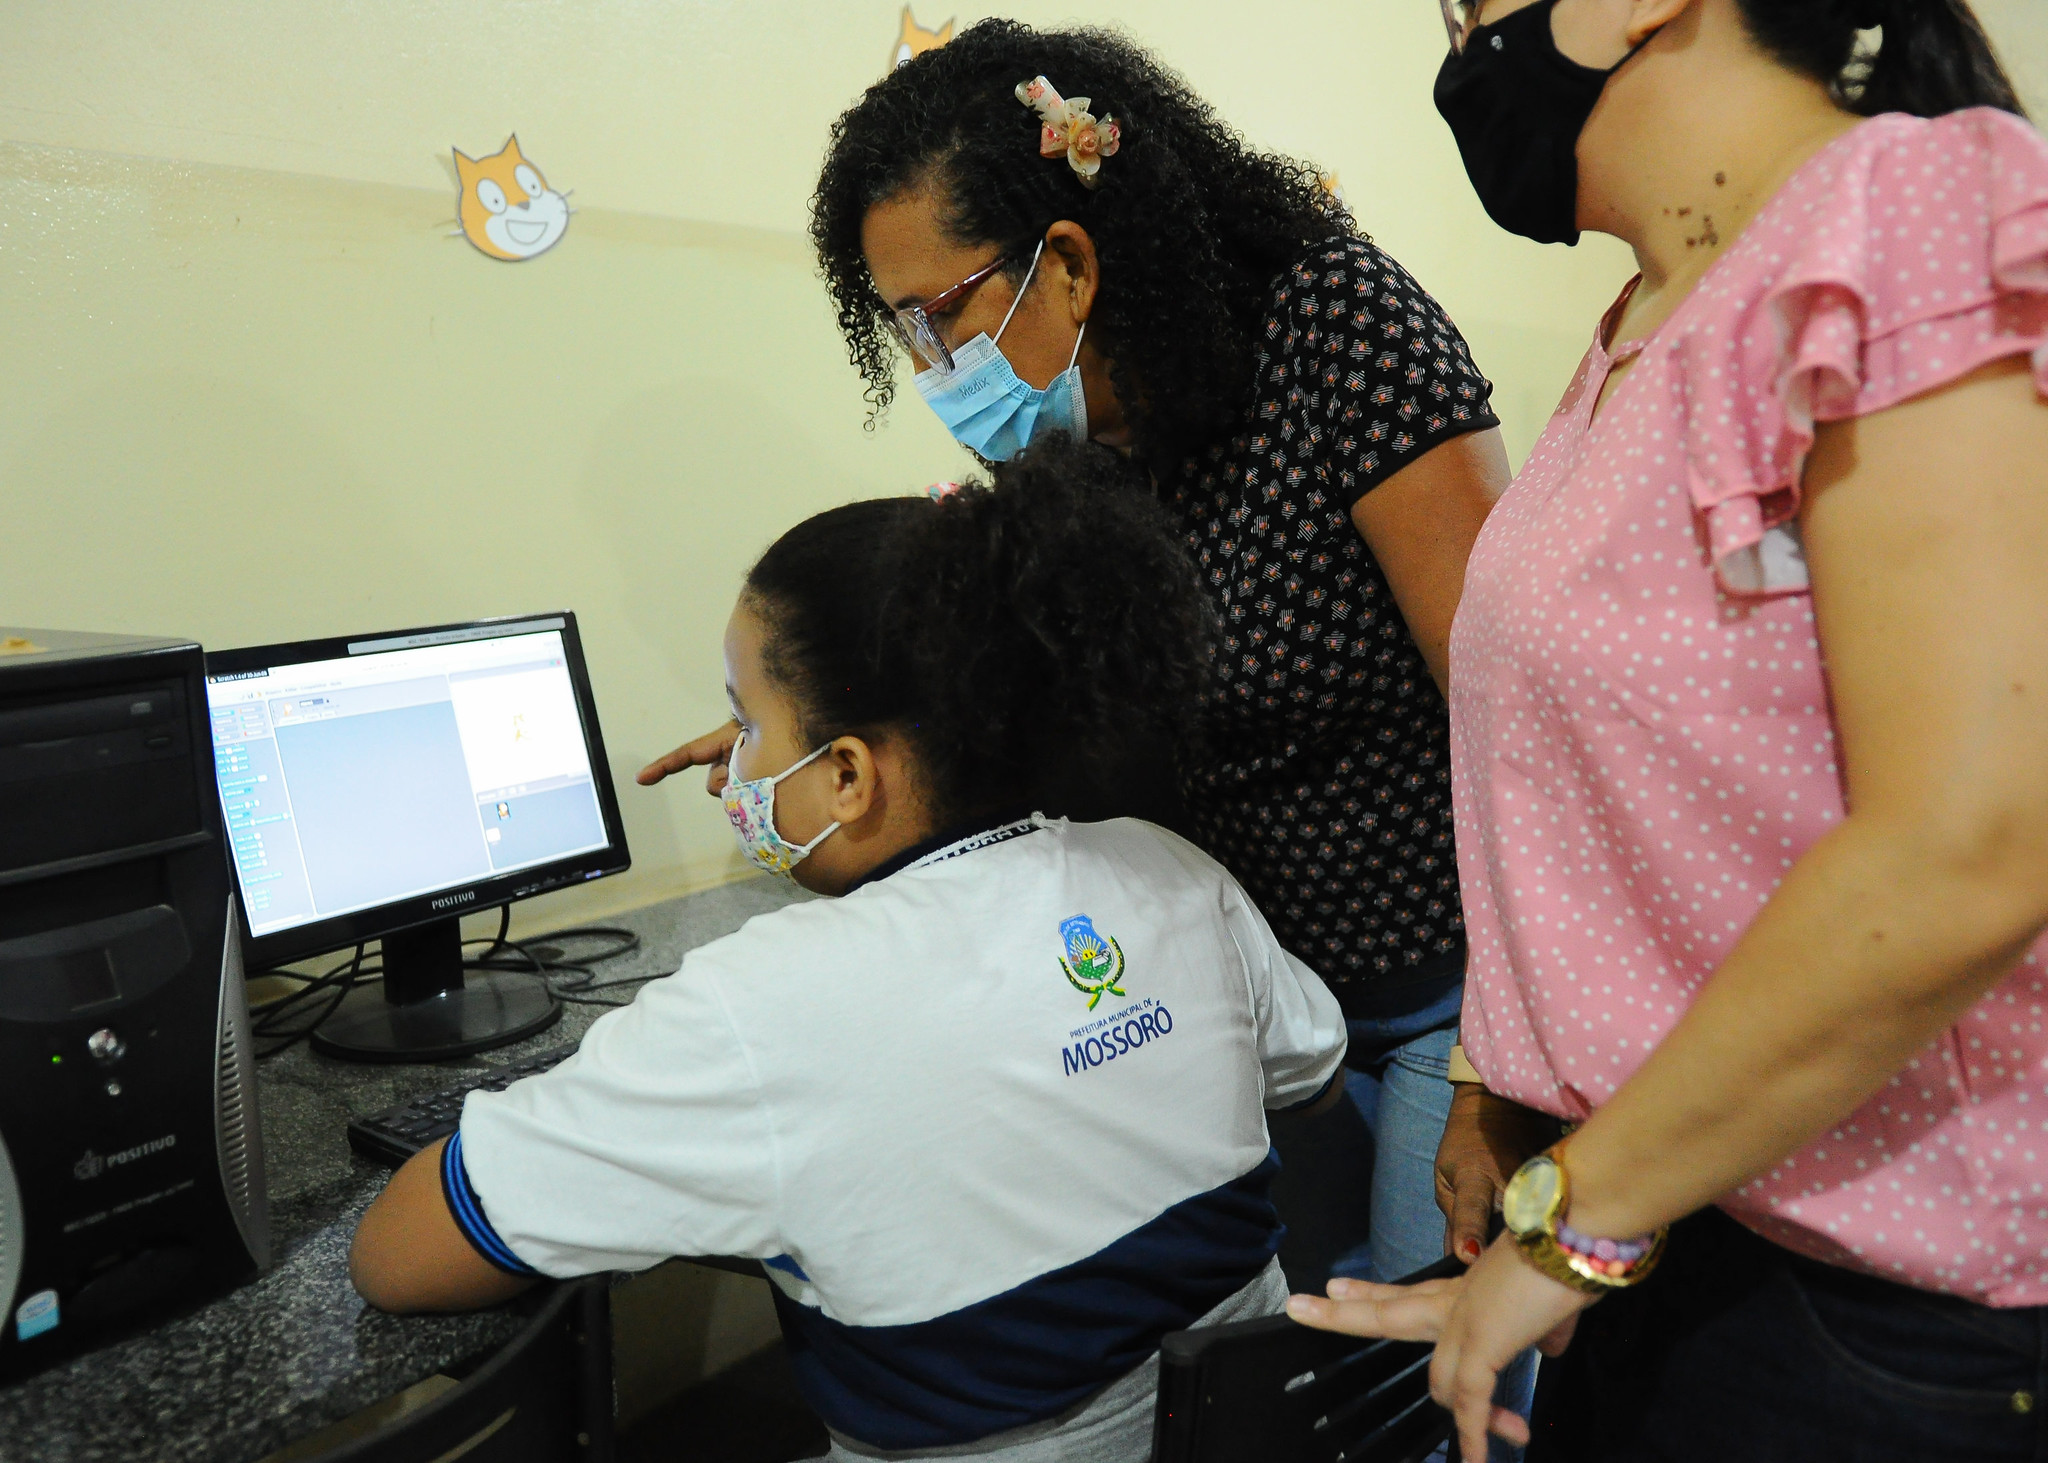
[1672,109,2048,596]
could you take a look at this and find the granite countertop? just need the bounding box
[0,878,801,1463]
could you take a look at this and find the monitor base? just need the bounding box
[309,971,561,1063]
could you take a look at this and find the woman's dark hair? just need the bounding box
[1736,0,2026,118]
[812,20,1351,466]
[742,436,1215,822]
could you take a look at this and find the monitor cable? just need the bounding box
[251,944,374,1059]
[251,906,647,1058]
[462,905,645,1007]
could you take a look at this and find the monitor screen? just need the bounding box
[204,614,628,955]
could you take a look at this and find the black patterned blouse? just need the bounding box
[1160,237,1499,1011]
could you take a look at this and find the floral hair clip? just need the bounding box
[1015,76,1121,187]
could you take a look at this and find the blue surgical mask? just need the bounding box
[912,243,1090,461]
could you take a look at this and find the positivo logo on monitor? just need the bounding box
[431,889,478,912]
[73,1133,177,1182]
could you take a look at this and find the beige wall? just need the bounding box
[4,2,2044,930]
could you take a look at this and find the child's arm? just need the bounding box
[350,955,779,1313]
[1220,883,1349,1109]
[1275,1066,1351,1117]
[351,1138,538,1314]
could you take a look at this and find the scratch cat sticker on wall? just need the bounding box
[454,136,569,261]
[892,6,953,70]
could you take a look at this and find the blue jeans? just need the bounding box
[1346,993,1536,1463]
[1330,982,1466,1285]
[1266,982,1462,1291]
[1529,1205,2047,1462]
[1265,980,1536,1461]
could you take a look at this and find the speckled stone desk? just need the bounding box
[0,878,800,1463]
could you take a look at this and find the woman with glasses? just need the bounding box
[642,19,1512,1299]
[1287,2,2048,1461]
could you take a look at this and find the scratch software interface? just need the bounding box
[205,620,608,938]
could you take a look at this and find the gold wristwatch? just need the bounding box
[1501,1144,1667,1294]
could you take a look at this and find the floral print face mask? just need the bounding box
[721,731,841,879]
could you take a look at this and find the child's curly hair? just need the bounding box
[744,437,1213,821]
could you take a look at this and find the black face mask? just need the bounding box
[1433,0,1640,246]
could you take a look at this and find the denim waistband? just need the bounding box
[1330,947,1466,1023]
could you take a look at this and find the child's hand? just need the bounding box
[638,720,740,793]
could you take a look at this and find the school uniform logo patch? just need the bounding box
[1058,915,1127,1009]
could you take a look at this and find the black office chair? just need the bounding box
[1152,1255,1461,1463]
[317,1277,615,1463]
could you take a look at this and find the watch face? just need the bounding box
[1504,1155,1562,1237]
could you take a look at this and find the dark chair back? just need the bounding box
[1152,1257,1458,1463]
[318,1277,614,1463]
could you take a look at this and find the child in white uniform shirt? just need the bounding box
[350,440,1348,1461]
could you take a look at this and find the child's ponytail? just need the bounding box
[743,437,1213,821]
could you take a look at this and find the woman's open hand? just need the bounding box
[636,720,740,795]
[1285,1272,1461,1344]
[1289,1236,1593,1462]
[1436,1084,1556,1265]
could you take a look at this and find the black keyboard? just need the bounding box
[347,1043,579,1166]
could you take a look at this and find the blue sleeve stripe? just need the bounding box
[440,1131,541,1277]
[1270,1068,1342,1114]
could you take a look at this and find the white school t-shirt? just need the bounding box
[451,815,1344,1453]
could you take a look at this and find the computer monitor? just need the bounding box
[203,613,630,1061]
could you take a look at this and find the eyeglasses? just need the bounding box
[883,255,1011,375]
[1439,0,1483,54]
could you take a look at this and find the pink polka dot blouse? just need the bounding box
[1451,109,2048,1306]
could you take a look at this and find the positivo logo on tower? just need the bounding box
[73,1133,177,1182]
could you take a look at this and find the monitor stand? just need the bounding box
[309,917,561,1063]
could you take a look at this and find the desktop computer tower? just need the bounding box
[0,628,268,1381]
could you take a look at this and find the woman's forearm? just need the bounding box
[1351,428,1509,694]
[1557,809,2048,1241]
[1558,366,2048,1242]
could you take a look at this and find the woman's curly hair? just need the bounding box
[812,20,1353,466]
[744,436,1215,823]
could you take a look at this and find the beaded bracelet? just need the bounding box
[1555,1218,1659,1280]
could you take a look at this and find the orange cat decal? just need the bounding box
[454,136,569,262]
[892,6,954,70]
